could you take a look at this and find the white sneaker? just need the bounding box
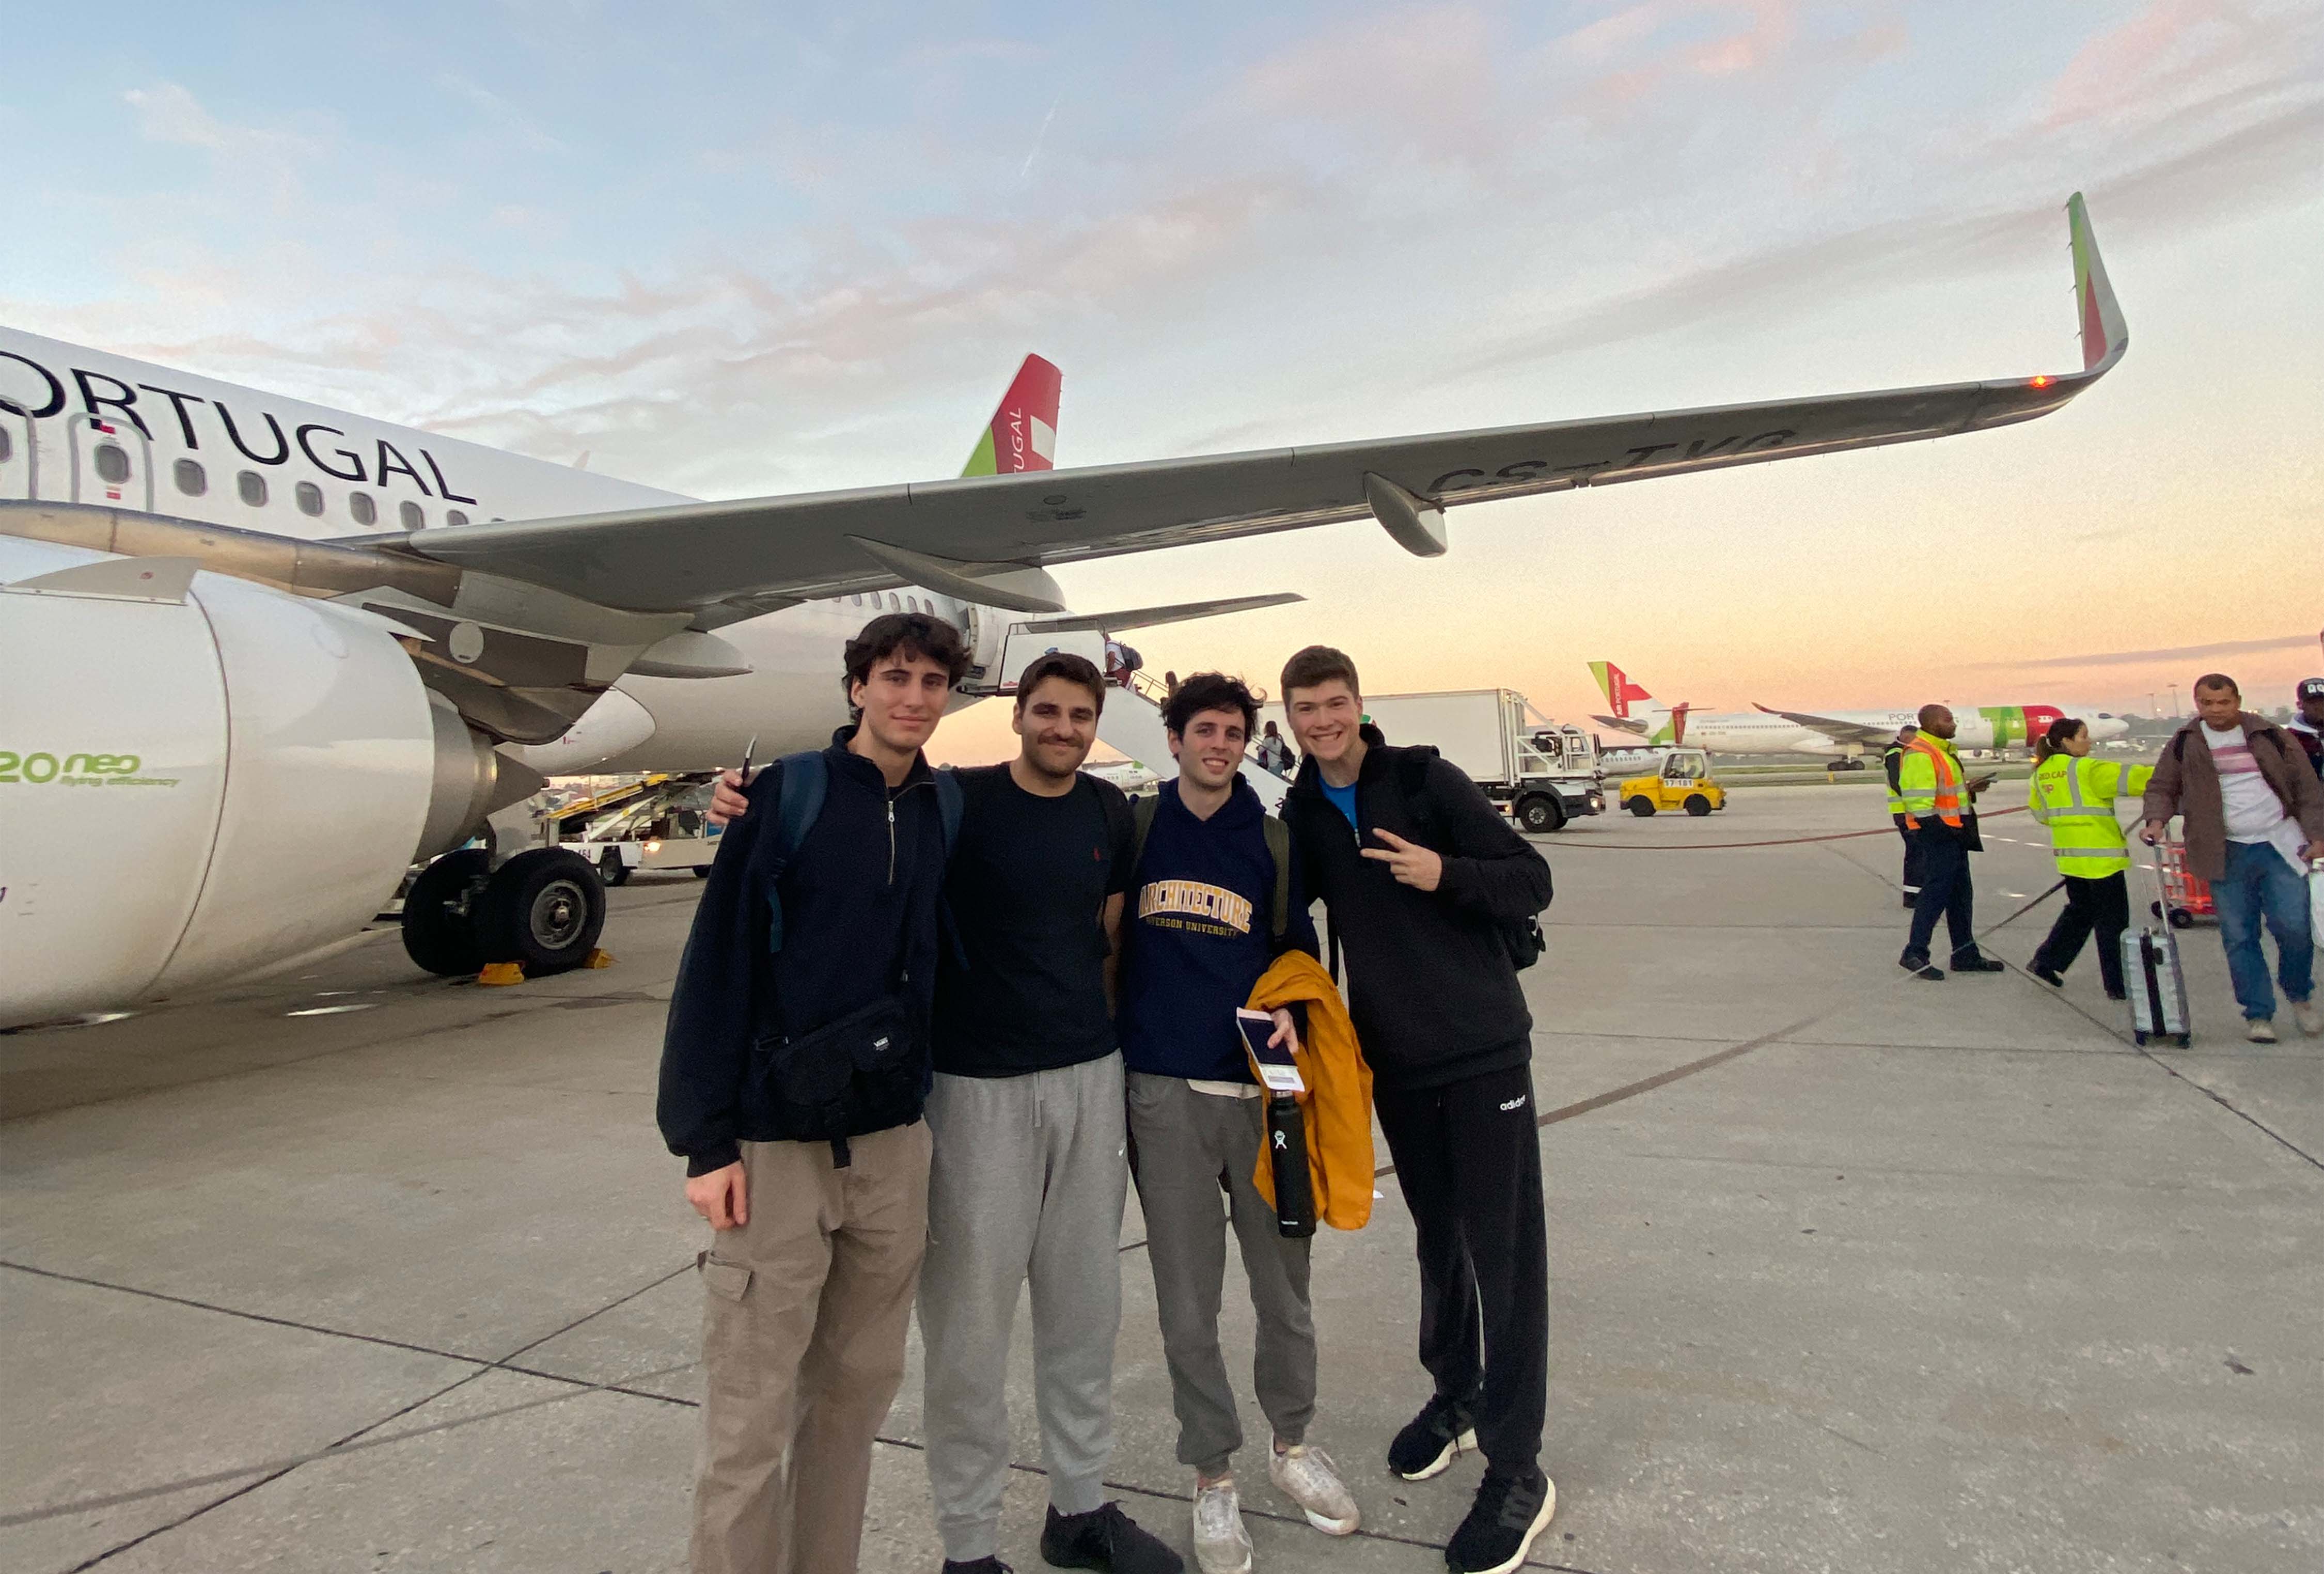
[1192,1475,1253,1574]
[2293,999,2321,1037]
[1269,1442,1360,1535]
[2247,1018,2278,1044]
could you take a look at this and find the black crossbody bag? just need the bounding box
[751,995,922,1167]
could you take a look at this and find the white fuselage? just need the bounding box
[0,326,977,772]
[1610,706,2130,756]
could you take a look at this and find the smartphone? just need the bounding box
[1236,1008,1304,1094]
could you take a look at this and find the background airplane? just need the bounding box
[1587,660,2131,761]
[1,194,2126,1027]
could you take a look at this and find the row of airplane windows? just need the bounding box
[844,591,943,616]
[0,430,475,531]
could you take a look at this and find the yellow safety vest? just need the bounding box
[1897,736,1966,828]
[2027,753,2154,877]
[1882,743,1907,816]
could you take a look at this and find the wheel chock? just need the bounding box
[583,949,616,969]
[477,962,526,987]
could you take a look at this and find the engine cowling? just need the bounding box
[0,539,525,1027]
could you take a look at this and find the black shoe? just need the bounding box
[943,1561,1012,1574]
[1445,1467,1557,1573]
[1899,952,1942,981]
[1952,954,2006,974]
[1901,892,1919,909]
[1040,1503,1181,1574]
[2031,963,2065,988]
[2106,986,2128,1002]
[1388,1392,1479,1481]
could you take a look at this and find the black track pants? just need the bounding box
[2034,872,2130,994]
[1373,1062,1550,1477]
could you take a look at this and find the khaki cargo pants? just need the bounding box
[689,1120,932,1574]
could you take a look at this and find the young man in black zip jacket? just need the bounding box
[1277,645,1557,1574]
[658,612,964,1574]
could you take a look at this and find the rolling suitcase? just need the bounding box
[2124,852,2191,1047]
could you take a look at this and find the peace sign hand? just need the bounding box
[1361,829,1443,892]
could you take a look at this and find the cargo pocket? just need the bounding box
[698,1251,759,1398]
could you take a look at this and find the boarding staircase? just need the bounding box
[1096,669,1295,810]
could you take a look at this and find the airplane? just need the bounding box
[1,193,2128,1029]
[1587,660,2133,762]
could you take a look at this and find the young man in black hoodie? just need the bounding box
[658,612,965,1574]
[1277,645,1557,1574]
[1118,673,1357,1574]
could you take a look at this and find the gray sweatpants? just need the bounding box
[919,1054,1129,1562]
[1126,1072,1317,1475]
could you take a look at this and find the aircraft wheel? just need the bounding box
[1626,796,1656,817]
[479,848,606,975]
[596,848,630,887]
[1516,794,1564,834]
[1684,794,1713,817]
[401,849,490,978]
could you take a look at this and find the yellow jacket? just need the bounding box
[1246,950,1375,1231]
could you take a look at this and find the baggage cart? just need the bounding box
[2148,827,2212,928]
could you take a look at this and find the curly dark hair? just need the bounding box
[1161,671,1258,739]
[1015,651,1107,714]
[842,612,970,709]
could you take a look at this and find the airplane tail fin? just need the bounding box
[1589,660,1679,743]
[962,354,1062,476]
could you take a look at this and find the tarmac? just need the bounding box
[4,785,2320,1574]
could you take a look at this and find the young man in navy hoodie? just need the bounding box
[1118,673,1358,1574]
[659,611,964,1574]
[1278,646,1556,1574]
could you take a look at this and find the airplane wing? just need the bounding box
[397,194,2126,627]
[1754,704,1897,746]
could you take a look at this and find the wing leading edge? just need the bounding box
[404,195,2127,622]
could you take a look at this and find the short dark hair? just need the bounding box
[1015,651,1107,713]
[1163,672,1258,738]
[2193,672,2238,696]
[1280,644,1359,700]
[842,612,969,708]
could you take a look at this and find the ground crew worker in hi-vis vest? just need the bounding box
[1882,723,1924,909]
[2025,717,2153,1001]
[1896,704,2003,980]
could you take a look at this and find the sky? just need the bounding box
[4,1,2319,764]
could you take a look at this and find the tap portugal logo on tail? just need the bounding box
[961,354,1061,477]
[1589,660,1679,744]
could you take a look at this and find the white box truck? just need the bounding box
[1264,688,1603,832]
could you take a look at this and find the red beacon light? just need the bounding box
[2029,374,2052,388]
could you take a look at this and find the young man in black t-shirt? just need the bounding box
[919,653,1176,1574]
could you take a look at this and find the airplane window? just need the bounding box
[888,593,902,611]
[295,482,324,517]
[238,470,269,507]
[93,443,131,484]
[0,428,13,463]
[851,593,863,607]
[174,458,207,497]
[445,509,469,529]
[400,500,424,530]
[350,491,377,526]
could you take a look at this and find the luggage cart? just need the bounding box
[2148,828,2212,929]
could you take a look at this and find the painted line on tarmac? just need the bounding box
[1547,806,2032,851]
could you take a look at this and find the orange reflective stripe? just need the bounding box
[1903,737,1964,828]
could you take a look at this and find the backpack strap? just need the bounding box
[1130,793,1159,872]
[1261,814,1292,941]
[1097,779,1134,876]
[764,751,828,954]
[933,767,964,858]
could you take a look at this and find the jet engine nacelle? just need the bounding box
[0,540,530,1027]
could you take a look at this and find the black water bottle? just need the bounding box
[1265,1093,1317,1238]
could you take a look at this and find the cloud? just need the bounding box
[1992,633,2321,669]
[435,73,567,153]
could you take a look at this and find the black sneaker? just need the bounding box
[2030,963,2065,988]
[1388,1392,1478,1481]
[1899,953,1943,981]
[1040,1502,1182,1574]
[1445,1467,1557,1573]
[2105,986,2128,1002]
[1951,954,2006,974]
[942,1561,1012,1574]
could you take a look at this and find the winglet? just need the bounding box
[2066,193,2127,374]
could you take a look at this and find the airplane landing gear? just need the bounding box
[401,846,606,979]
